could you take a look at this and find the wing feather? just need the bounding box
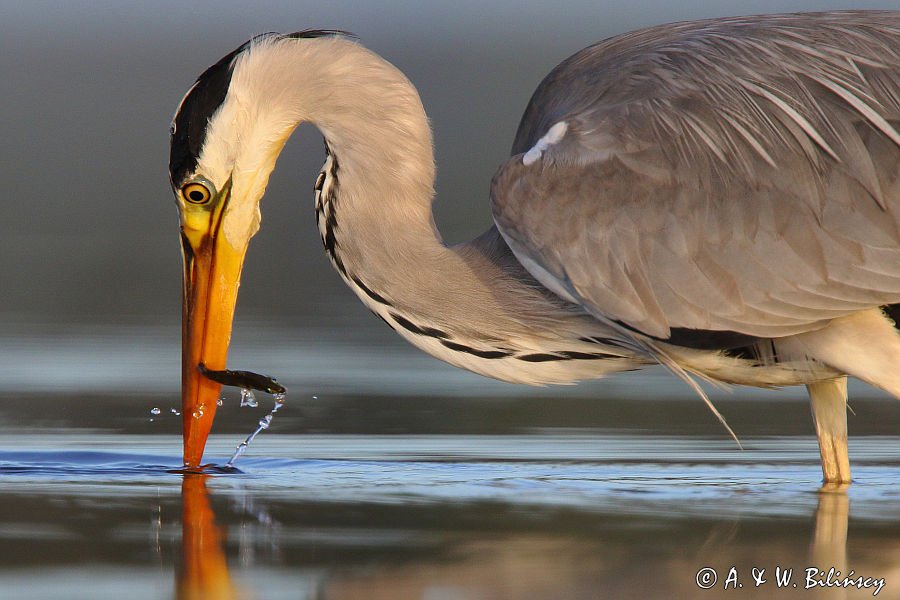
[491,11,900,343]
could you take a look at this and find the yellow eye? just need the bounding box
[181,181,213,205]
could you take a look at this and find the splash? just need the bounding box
[225,392,287,468]
[239,388,258,408]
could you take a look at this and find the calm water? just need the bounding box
[2,374,900,599]
[3,432,900,599]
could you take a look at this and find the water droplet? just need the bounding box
[226,389,288,467]
[311,395,318,400]
[225,441,248,468]
[150,407,161,416]
[217,398,224,407]
[192,409,203,419]
[170,408,181,416]
[240,388,258,408]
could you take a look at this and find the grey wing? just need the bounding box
[491,11,900,343]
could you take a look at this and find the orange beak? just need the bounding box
[180,178,248,468]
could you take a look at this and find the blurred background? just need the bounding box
[1,0,897,417]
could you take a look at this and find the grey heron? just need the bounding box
[171,11,900,483]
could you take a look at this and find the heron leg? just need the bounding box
[806,377,851,484]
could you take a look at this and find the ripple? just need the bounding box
[0,451,179,477]
[206,458,874,519]
[2,435,900,522]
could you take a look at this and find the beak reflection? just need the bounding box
[178,475,241,600]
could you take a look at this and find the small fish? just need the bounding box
[198,363,287,395]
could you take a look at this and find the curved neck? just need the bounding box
[228,37,441,269]
[227,36,638,384]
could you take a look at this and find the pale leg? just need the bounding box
[806,377,851,484]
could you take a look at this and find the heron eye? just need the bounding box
[181,182,213,205]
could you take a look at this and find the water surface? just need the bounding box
[2,430,900,599]
[2,329,900,598]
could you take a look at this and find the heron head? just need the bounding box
[169,36,283,469]
[169,30,371,467]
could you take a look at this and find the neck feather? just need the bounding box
[226,36,642,384]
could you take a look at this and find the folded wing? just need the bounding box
[491,11,900,343]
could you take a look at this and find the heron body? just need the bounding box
[170,11,900,483]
